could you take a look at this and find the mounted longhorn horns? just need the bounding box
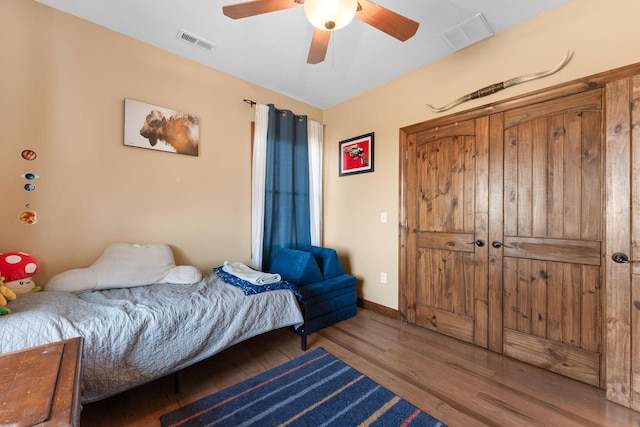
[427,51,574,113]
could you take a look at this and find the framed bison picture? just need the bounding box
[123,99,200,156]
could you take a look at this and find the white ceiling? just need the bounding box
[35,0,569,109]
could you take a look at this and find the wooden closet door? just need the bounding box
[606,73,640,409]
[489,90,604,387]
[629,74,640,411]
[405,118,489,347]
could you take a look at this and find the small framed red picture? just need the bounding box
[339,132,374,176]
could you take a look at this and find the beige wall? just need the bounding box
[4,0,640,311]
[322,0,640,309]
[0,0,321,283]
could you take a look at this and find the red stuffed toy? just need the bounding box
[0,252,41,295]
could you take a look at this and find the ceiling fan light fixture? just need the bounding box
[304,0,358,31]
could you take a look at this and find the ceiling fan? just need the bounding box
[222,0,419,64]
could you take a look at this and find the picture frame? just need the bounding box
[339,132,374,176]
[123,98,200,156]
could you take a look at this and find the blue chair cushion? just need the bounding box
[301,285,357,319]
[269,248,323,285]
[297,274,355,299]
[304,246,344,280]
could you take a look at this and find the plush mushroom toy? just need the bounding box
[0,252,41,294]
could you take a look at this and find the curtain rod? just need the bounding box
[243,100,304,121]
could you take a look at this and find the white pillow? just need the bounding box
[45,243,202,293]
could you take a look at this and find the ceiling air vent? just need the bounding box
[438,13,493,52]
[176,29,215,52]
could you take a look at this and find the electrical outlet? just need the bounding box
[380,272,387,283]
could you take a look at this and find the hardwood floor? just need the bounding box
[81,309,640,426]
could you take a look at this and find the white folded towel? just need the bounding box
[222,261,282,285]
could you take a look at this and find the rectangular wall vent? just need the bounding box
[438,13,493,52]
[177,29,215,52]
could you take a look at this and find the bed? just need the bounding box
[0,272,303,402]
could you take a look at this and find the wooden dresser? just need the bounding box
[0,337,83,426]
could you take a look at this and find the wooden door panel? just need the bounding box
[504,89,602,128]
[501,94,603,386]
[562,112,583,238]
[417,139,436,232]
[488,114,505,353]
[581,265,601,353]
[547,113,565,238]
[503,329,599,386]
[580,111,603,240]
[408,119,488,346]
[503,125,519,236]
[416,231,475,253]
[605,77,632,404]
[418,136,476,233]
[417,248,474,316]
[415,306,474,343]
[632,74,640,410]
[415,119,476,143]
[433,137,458,232]
[503,259,600,348]
[416,246,475,340]
[502,236,600,265]
[633,274,640,409]
[504,111,603,241]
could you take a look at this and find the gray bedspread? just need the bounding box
[0,273,303,402]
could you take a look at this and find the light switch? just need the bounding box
[380,212,387,223]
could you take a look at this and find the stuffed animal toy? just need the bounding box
[0,252,41,294]
[0,275,17,315]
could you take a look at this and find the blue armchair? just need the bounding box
[269,246,357,350]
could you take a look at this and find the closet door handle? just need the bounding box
[469,239,485,247]
[611,252,640,263]
[491,240,513,249]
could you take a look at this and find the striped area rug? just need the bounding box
[160,347,445,427]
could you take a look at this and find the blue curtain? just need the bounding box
[262,105,311,271]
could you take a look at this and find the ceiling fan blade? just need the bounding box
[223,0,301,19]
[356,1,419,41]
[307,28,330,64]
